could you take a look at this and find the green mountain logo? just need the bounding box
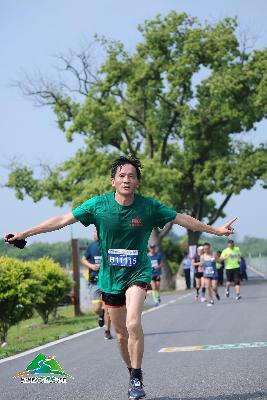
[14,352,72,378]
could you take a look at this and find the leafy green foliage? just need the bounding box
[7,12,267,249]
[161,236,183,274]
[29,257,72,324]
[0,256,39,343]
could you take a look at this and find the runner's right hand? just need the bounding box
[4,232,26,243]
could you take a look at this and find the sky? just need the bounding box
[1,0,267,244]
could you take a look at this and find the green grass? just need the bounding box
[0,306,98,360]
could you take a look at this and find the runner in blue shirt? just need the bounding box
[81,228,112,339]
[148,244,163,306]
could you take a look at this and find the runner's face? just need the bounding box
[112,164,139,195]
[228,241,234,249]
[203,245,210,254]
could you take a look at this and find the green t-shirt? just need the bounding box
[72,192,177,294]
[221,246,241,270]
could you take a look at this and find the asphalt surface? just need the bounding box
[0,270,266,400]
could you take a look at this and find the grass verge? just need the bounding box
[0,306,98,360]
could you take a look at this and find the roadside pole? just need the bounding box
[71,238,81,316]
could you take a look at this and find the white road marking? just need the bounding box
[0,291,192,364]
[159,342,267,353]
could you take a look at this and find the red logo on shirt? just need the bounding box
[130,218,143,227]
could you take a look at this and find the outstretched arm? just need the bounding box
[4,212,77,242]
[173,214,237,237]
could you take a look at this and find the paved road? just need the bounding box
[0,271,266,400]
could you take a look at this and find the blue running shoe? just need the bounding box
[128,378,146,399]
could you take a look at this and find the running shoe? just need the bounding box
[235,294,242,300]
[98,308,105,327]
[194,294,199,301]
[104,330,113,340]
[225,289,230,298]
[207,300,214,307]
[201,296,206,303]
[215,292,220,301]
[154,301,160,307]
[128,378,146,399]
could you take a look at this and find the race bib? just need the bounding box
[204,259,215,275]
[230,254,238,259]
[151,259,159,268]
[108,249,138,268]
[94,256,102,264]
[205,266,215,275]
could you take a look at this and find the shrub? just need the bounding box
[0,256,39,344]
[29,257,72,324]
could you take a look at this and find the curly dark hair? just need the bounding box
[110,156,142,180]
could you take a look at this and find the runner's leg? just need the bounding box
[206,278,213,301]
[151,279,157,304]
[212,279,220,300]
[103,304,113,339]
[201,276,206,301]
[108,306,131,368]
[125,285,146,369]
[155,280,161,302]
[195,276,200,300]
[234,268,241,299]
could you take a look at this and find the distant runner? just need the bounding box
[81,228,112,340]
[201,242,220,306]
[148,244,163,306]
[221,239,242,300]
[192,245,206,302]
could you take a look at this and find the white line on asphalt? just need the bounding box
[0,327,100,365]
[0,292,192,365]
[248,265,266,279]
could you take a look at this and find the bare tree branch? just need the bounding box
[122,129,136,155]
[208,192,233,225]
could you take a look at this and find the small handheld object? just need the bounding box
[5,234,27,249]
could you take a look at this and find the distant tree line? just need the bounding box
[1,235,266,271]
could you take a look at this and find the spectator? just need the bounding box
[240,256,248,281]
[182,252,192,289]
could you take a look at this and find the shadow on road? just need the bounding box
[148,390,267,399]
[144,330,201,337]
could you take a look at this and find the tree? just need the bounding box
[0,256,39,344]
[30,257,72,324]
[7,12,267,285]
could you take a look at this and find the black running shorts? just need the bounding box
[101,281,151,308]
[226,268,241,285]
[194,272,204,279]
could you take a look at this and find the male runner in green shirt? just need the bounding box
[5,156,237,400]
[221,239,242,300]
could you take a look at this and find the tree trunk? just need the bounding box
[149,228,176,290]
[187,229,202,246]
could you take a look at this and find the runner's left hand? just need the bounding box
[214,217,237,236]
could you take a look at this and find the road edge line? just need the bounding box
[0,291,192,364]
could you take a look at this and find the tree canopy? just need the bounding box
[7,12,267,246]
